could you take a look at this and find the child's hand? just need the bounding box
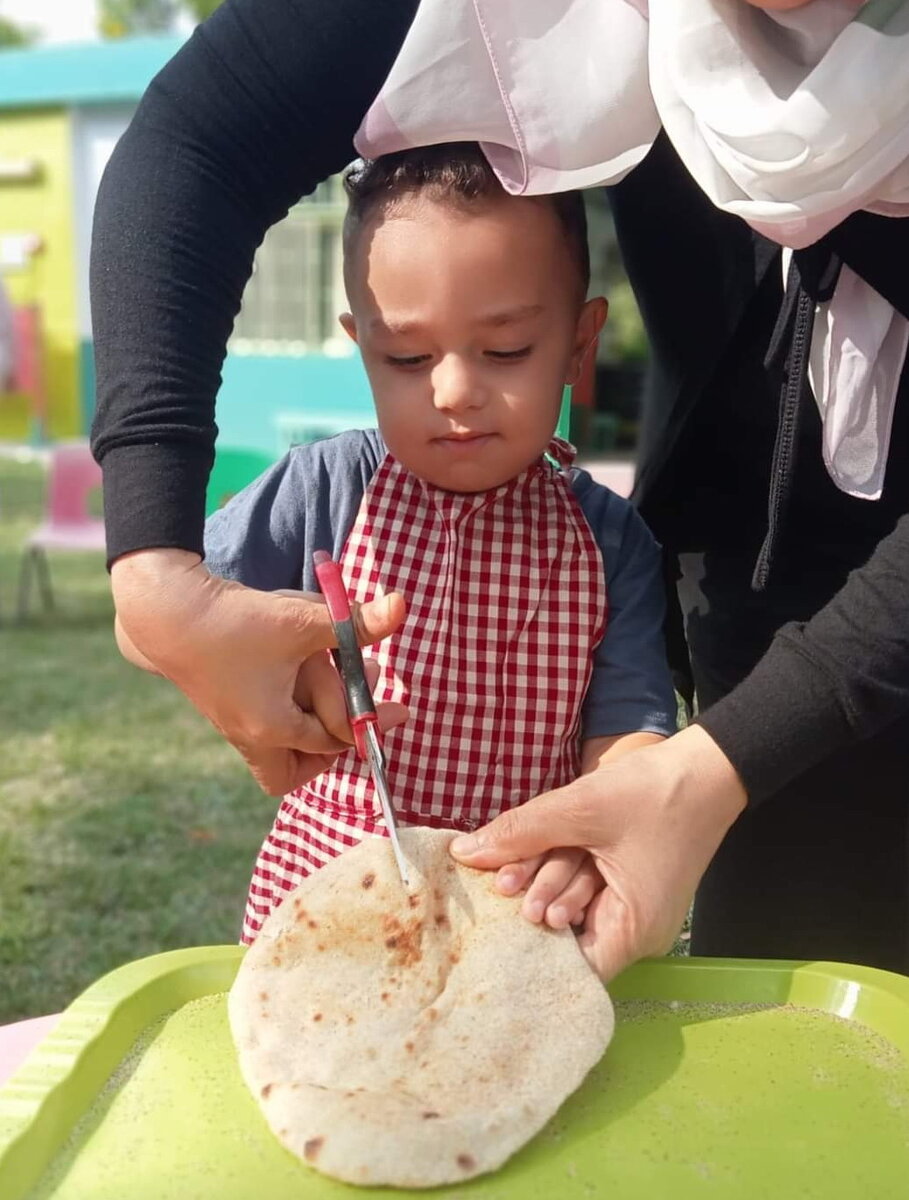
[495,849,604,931]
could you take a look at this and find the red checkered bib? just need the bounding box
[242,439,607,942]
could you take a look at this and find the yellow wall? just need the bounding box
[0,108,78,442]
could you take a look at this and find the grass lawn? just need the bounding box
[0,453,273,1022]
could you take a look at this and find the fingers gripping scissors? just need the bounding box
[313,551,410,887]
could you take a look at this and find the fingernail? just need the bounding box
[526,899,545,923]
[549,905,569,928]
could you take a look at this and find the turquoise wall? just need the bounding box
[216,353,374,455]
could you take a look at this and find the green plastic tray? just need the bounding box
[2,948,908,1199]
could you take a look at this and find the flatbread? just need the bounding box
[228,827,613,1188]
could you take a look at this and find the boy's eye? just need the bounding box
[486,346,532,361]
[386,354,431,368]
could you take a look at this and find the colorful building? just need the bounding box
[0,34,375,453]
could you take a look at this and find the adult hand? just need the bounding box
[111,548,408,794]
[450,725,747,980]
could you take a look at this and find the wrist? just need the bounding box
[666,723,748,833]
[112,547,204,603]
[111,548,211,650]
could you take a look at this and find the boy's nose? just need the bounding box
[431,355,487,413]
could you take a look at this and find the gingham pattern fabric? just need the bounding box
[242,439,607,942]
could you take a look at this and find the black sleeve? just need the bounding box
[89,0,418,564]
[698,510,909,801]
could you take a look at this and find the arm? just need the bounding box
[451,483,909,978]
[577,479,678,743]
[699,508,909,802]
[91,0,418,562]
[580,731,666,773]
[92,1,417,792]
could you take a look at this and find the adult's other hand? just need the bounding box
[111,548,408,794]
[450,725,747,980]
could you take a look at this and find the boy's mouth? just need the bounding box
[434,431,495,444]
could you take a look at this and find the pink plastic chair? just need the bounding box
[18,444,106,618]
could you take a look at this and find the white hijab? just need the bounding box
[356,0,909,500]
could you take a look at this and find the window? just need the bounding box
[230,174,351,356]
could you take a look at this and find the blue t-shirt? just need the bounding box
[205,429,677,740]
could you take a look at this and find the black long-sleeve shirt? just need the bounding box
[90,0,909,803]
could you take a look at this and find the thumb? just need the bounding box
[450,790,587,869]
[577,887,635,983]
[271,589,406,655]
[354,591,406,646]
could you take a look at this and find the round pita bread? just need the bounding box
[228,827,613,1188]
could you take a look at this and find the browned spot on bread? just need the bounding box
[407,893,420,909]
[456,1153,476,1171]
[313,1012,323,1022]
[307,919,319,929]
[316,944,326,952]
[259,991,269,1002]
[345,1013,356,1025]
[271,956,282,967]
[380,992,390,1002]
[361,872,375,890]
[304,1137,324,1162]
[434,913,449,929]
[426,1007,439,1021]
[382,914,424,968]
[446,862,456,874]
[449,951,460,965]
[422,1111,440,1120]
[261,1083,273,1099]
[405,1041,415,1052]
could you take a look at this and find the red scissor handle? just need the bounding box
[313,550,380,760]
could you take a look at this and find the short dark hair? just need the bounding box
[343,142,589,295]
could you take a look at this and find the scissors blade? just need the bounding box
[363,723,410,887]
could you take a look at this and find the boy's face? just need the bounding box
[342,193,606,493]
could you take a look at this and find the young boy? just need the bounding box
[205,143,677,945]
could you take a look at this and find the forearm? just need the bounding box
[699,509,909,802]
[580,731,666,774]
[90,0,418,565]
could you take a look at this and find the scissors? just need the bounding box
[313,551,410,887]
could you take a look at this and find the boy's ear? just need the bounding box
[339,312,358,344]
[566,297,608,386]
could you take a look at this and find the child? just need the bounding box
[205,143,677,945]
